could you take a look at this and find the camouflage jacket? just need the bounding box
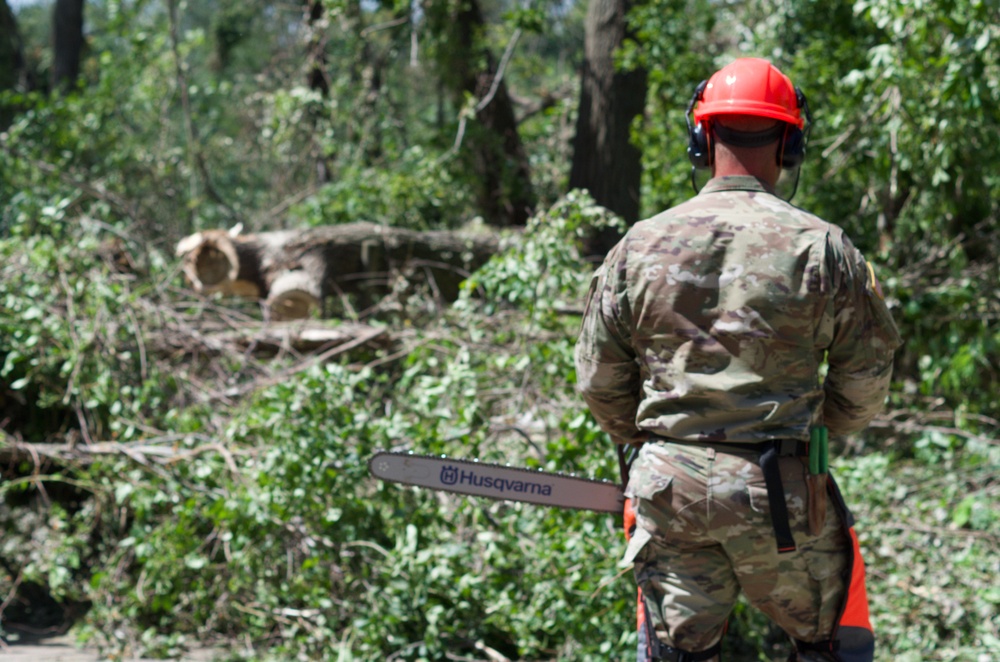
[575,176,903,445]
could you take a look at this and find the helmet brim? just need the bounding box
[694,100,803,128]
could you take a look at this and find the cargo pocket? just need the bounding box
[625,465,674,502]
[620,525,653,569]
[619,475,673,569]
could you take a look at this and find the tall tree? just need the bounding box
[303,0,332,184]
[570,0,648,255]
[1,0,30,128]
[210,0,256,72]
[52,0,85,92]
[429,0,537,227]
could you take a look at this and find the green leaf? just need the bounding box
[183,554,208,570]
[951,495,975,528]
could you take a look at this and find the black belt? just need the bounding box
[649,437,808,554]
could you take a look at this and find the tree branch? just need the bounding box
[446,28,522,157]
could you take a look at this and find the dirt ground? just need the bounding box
[0,633,220,661]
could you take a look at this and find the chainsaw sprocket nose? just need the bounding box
[368,451,625,513]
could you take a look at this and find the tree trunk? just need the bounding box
[569,0,648,256]
[436,0,536,227]
[0,0,30,128]
[51,0,85,93]
[175,223,502,319]
[0,0,28,90]
[304,0,332,184]
[211,0,255,72]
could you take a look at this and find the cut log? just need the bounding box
[176,223,502,319]
[268,271,321,321]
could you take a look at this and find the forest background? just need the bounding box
[0,0,998,660]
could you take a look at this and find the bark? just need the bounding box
[212,1,255,72]
[0,0,30,128]
[148,318,397,370]
[208,321,394,356]
[0,436,201,467]
[175,223,501,319]
[305,0,330,97]
[167,0,233,217]
[569,0,648,256]
[51,0,85,93]
[0,0,27,90]
[441,0,536,227]
[304,0,332,183]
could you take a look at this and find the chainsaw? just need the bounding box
[368,451,625,513]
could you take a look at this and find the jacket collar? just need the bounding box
[699,175,776,196]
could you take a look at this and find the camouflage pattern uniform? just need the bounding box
[575,176,902,659]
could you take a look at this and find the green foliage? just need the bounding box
[0,213,175,442]
[622,0,719,217]
[835,436,1000,661]
[289,147,472,231]
[891,256,1000,415]
[5,194,990,661]
[3,1,1000,660]
[0,196,637,659]
[461,189,625,317]
[758,0,1000,264]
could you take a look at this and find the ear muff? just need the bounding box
[686,80,711,169]
[779,88,812,169]
[688,122,712,169]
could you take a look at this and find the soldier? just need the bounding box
[575,58,902,662]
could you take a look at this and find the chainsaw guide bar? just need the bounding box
[368,451,625,513]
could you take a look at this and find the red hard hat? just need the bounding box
[693,58,803,128]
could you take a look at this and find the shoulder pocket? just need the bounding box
[863,261,903,353]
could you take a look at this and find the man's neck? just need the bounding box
[712,144,781,186]
[713,164,758,178]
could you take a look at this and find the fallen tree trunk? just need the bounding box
[175,223,501,320]
[214,321,395,355]
[152,319,397,359]
[0,434,247,472]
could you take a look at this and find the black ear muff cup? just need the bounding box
[686,80,712,169]
[780,125,806,169]
[779,88,812,169]
[688,121,712,169]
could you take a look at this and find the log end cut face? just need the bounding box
[176,229,245,295]
[267,270,321,321]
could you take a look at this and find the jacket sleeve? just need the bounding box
[574,242,645,445]
[823,233,903,435]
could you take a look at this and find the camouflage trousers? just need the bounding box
[622,440,851,657]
